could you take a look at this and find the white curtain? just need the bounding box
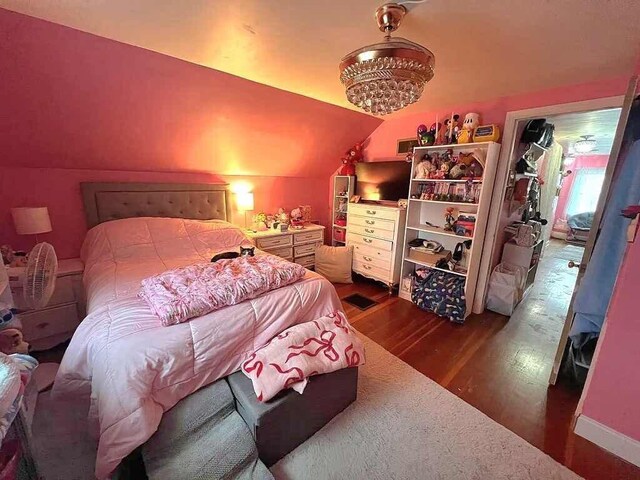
[566,167,606,217]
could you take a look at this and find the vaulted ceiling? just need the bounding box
[1,0,639,116]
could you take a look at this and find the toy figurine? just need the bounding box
[431,122,445,145]
[449,162,467,179]
[444,207,456,231]
[458,113,480,144]
[290,207,304,228]
[443,114,460,144]
[417,124,434,146]
[414,153,436,179]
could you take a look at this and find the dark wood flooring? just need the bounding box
[337,241,640,480]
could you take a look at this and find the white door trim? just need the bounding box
[575,414,640,467]
[477,95,625,316]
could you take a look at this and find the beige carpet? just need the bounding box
[31,335,580,480]
[271,336,580,480]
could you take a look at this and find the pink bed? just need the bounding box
[52,217,342,479]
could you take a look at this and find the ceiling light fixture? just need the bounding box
[339,2,435,116]
[573,135,597,154]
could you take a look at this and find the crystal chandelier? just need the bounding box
[574,135,597,154]
[339,3,435,116]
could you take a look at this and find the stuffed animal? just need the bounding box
[414,154,436,179]
[0,329,29,355]
[290,207,304,228]
[417,124,434,146]
[443,114,460,144]
[458,113,480,144]
[449,163,467,179]
[338,141,364,175]
[458,151,485,178]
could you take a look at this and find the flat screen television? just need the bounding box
[355,161,411,203]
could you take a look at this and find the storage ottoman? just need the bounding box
[226,367,358,466]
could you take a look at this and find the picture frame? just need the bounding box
[396,138,420,156]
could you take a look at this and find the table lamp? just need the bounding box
[236,192,254,229]
[11,207,52,244]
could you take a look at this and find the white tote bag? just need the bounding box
[486,263,526,316]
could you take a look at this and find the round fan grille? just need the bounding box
[23,242,58,310]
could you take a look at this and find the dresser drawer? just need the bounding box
[349,224,394,241]
[351,243,392,261]
[354,252,391,270]
[268,246,294,259]
[352,260,391,281]
[294,242,321,257]
[13,275,75,310]
[294,254,315,268]
[349,215,395,231]
[348,204,398,221]
[293,229,323,245]
[21,303,80,342]
[256,235,293,250]
[347,233,393,251]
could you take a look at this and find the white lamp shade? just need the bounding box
[11,207,52,235]
[236,192,255,211]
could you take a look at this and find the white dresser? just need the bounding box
[346,203,407,292]
[245,224,325,269]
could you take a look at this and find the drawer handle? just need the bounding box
[363,238,373,244]
[365,220,375,225]
[365,228,374,234]
[363,265,372,270]
[366,210,377,215]
[363,256,373,262]
[36,322,49,330]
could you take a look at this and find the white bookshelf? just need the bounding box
[399,142,501,317]
[332,175,355,246]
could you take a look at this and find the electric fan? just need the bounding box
[22,243,60,392]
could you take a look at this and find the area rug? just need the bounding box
[271,335,580,480]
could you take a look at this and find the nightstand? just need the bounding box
[245,224,325,269]
[9,258,85,351]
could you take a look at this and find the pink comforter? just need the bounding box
[52,218,342,479]
[140,255,306,325]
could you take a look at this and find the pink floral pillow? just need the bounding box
[241,311,365,402]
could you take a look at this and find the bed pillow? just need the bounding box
[315,245,353,284]
[241,311,365,402]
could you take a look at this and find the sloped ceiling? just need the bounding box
[1,1,639,117]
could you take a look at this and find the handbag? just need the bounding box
[411,268,467,323]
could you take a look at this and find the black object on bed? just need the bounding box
[342,293,378,310]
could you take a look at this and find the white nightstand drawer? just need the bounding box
[13,275,75,310]
[295,254,315,268]
[293,229,323,245]
[294,242,321,257]
[347,233,393,251]
[256,235,293,250]
[21,303,80,342]
[349,215,395,231]
[348,204,398,221]
[349,224,395,241]
[268,246,294,259]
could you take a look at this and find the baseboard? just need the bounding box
[575,415,640,467]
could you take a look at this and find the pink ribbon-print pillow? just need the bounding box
[241,311,365,402]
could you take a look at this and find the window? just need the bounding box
[566,167,606,217]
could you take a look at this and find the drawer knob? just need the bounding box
[363,238,373,244]
[365,228,374,234]
[363,265,372,270]
[365,220,375,225]
[363,256,372,262]
[366,210,377,215]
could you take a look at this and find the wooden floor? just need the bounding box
[337,241,640,480]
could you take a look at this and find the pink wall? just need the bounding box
[0,9,381,258]
[581,224,640,441]
[553,154,609,228]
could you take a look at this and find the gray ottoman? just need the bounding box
[227,367,358,466]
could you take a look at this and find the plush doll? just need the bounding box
[449,163,467,179]
[458,113,480,144]
[414,154,436,179]
[417,124,434,146]
[290,208,304,228]
[443,114,460,144]
[0,305,28,355]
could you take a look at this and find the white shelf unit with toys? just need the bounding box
[332,175,355,246]
[399,142,501,317]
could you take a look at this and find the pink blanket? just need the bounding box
[140,256,306,325]
[52,218,342,479]
[242,311,365,402]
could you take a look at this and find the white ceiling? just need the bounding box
[549,108,622,155]
[1,1,639,116]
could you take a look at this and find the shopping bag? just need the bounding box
[486,263,525,316]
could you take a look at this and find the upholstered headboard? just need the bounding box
[81,182,231,228]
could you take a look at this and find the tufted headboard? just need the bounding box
[81,182,231,228]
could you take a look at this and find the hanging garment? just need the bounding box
[570,123,640,347]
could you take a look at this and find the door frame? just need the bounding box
[475,95,625,377]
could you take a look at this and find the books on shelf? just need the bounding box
[411,180,481,204]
